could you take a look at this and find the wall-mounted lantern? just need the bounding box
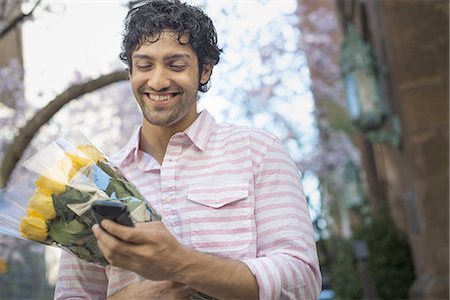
[340,24,401,147]
[342,160,365,209]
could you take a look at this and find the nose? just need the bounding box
[146,67,171,91]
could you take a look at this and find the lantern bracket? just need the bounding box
[365,115,401,148]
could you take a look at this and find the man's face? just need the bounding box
[130,31,212,130]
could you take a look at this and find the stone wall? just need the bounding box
[337,0,449,298]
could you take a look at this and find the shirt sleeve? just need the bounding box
[54,251,107,300]
[241,138,322,300]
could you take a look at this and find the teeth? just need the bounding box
[148,94,173,101]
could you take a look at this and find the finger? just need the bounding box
[99,219,145,243]
[91,223,105,240]
[100,219,129,235]
[95,232,135,267]
[106,220,165,245]
[92,223,120,244]
[93,224,133,257]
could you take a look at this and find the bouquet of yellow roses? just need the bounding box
[0,132,160,266]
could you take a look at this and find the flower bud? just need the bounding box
[77,145,105,163]
[65,152,91,171]
[28,190,56,220]
[35,175,66,195]
[19,215,48,241]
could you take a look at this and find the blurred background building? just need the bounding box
[298,0,449,299]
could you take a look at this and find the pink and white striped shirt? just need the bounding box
[54,110,321,300]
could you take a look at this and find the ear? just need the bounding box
[200,63,213,85]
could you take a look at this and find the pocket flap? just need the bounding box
[188,182,249,208]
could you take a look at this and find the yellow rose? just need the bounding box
[27,207,44,218]
[65,152,91,170]
[77,145,105,163]
[36,156,78,193]
[35,175,66,195]
[64,145,104,174]
[19,215,48,241]
[28,190,56,220]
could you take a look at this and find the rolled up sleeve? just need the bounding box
[242,138,321,299]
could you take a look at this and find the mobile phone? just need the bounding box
[91,200,134,227]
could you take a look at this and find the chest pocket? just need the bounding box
[187,181,254,253]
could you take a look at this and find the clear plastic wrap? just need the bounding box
[0,132,160,266]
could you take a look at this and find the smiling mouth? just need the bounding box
[144,93,179,102]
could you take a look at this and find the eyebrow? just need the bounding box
[132,53,192,61]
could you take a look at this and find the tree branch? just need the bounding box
[0,70,128,188]
[0,0,42,40]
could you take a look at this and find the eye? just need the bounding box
[136,64,152,71]
[170,65,187,72]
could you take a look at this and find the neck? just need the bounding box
[139,113,199,164]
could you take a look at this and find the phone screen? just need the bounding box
[91,200,134,227]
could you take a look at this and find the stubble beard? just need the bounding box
[137,92,197,127]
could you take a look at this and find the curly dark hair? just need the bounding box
[120,0,222,92]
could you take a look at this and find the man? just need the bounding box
[54,0,321,299]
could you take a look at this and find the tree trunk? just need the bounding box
[0,0,42,40]
[0,70,128,188]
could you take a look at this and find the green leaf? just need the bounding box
[52,187,95,221]
[105,178,128,198]
[121,179,145,200]
[78,210,97,228]
[75,245,91,260]
[48,218,86,246]
[97,161,126,180]
[124,197,142,211]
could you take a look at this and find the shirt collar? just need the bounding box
[112,110,216,167]
[110,126,141,168]
[185,110,215,152]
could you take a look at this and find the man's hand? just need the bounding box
[107,280,196,300]
[92,220,190,281]
[93,220,259,299]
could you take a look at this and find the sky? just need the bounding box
[20,0,322,284]
[23,0,128,103]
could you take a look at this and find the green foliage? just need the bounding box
[329,238,363,299]
[321,99,356,135]
[325,213,415,299]
[355,214,415,299]
[49,218,86,245]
